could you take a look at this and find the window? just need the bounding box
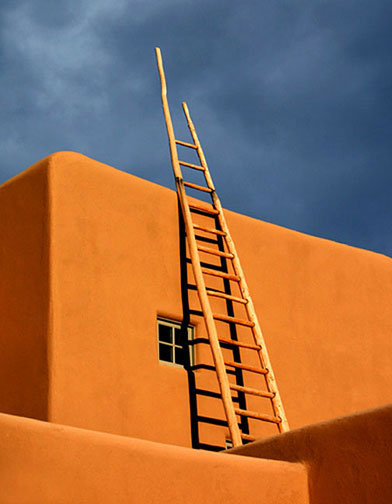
[157,318,194,368]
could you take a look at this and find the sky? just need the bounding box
[1,0,391,256]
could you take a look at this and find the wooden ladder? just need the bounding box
[155,47,289,447]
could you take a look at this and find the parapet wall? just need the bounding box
[0,413,308,504]
[229,403,392,504]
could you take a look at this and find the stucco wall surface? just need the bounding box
[229,403,392,504]
[0,412,308,504]
[0,162,49,420]
[1,151,391,448]
[47,151,191,444]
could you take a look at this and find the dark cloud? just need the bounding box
[1,0,391,256]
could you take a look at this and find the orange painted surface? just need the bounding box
[0,412,308,504]
[0,162,49,421]
[0,151,391,448]
[229,403,392,503]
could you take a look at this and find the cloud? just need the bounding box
[0,0,391,255]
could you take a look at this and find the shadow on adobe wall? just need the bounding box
[177,199,250,451]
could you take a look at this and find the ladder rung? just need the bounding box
[201,268,240,282]
[213,313,254,327]
[179,160,205,171]
[175,139,197,149]
[193,224,226,236]
[218,336,260,350]
[189,203,219,215]
[206,290,248,305]
[197,245,234,259]
[224,361,268,375]
[234,408,281,424]
[184,181,212,192]
[241,433,256,442]
[229,384,275,399]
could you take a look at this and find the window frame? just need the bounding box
[157,317,195,368]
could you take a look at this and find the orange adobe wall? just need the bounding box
[0,412,308,504]
[0,151,391,450]
[229,403,392,503]
[0,165,49,421]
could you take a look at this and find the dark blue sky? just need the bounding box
[1,1,391,256]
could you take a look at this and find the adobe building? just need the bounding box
[0,150,391,502]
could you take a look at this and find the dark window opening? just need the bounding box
[157,318,194,368]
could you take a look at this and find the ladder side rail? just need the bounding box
[155,49,183,180]
[155,48,243,446]
[182,101,217,193]
[182,101,289,433]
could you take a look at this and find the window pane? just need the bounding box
[174,328,182,345]
[175,346,184,366]
[159,343,173,362]
[158,324,172,343]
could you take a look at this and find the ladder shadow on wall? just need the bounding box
[177,200,250,452]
